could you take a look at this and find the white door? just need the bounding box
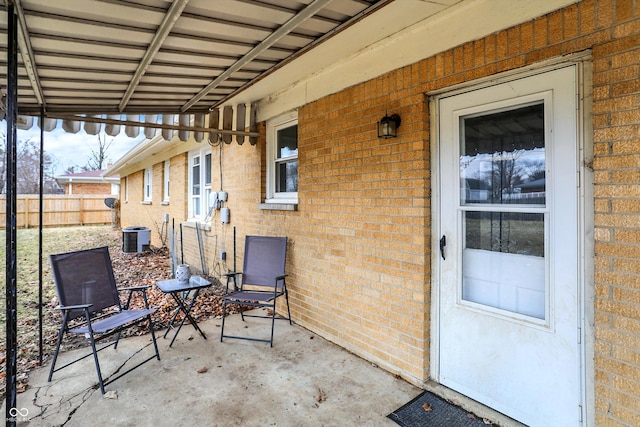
[437,66,582,426]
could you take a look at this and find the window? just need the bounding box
[143,167,152,202]
[163,160,170,203]
[266,113,298,203]
[124,176,129,203]
[188,149,212,220]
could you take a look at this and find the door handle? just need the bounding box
[439,235,446,260]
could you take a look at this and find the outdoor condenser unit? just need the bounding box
[122,226,151,253]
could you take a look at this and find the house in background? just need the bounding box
[55,168,120,196]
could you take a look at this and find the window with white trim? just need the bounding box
[124,176,129,203]
[266,112,298,203]
[163,160,170,202]
[143,167,152,202]
[188,149,212,220]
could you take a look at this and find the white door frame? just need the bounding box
[428,54,594,426]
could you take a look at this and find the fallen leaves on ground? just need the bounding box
[1,245,241,401]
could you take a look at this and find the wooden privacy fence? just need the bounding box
[0,195,116,229]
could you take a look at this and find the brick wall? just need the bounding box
[121,1,640,424]
[256,1,638,423]
[121,155,189,266]
[589,2,640,424]
[66,182,112,195]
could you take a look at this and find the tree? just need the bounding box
[83,133,113,171]
[482,149,525,202]
[0,126,62,194]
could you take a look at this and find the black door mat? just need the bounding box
[388,391,496,427]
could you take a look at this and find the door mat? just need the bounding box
[388,391,495,427]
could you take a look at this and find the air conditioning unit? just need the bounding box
[122,226,151,253]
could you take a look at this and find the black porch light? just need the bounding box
[377,113,401,138]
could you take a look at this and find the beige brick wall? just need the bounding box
[120,155,188,265]
[66,182,111,195]
[121,1,640,423]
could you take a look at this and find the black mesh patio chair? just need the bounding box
[47,246,160,393]
[220,235,291,346]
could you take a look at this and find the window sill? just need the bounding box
[141,201,152,205]
[183,220,211,231]
[161,201,169,206]
[259,203,297,211]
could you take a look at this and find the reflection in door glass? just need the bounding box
[460,103,545,205]
[465,211,544,257]
[459,102,547,320]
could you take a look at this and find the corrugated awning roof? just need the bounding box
[1,0,570,142]
[1,0,387,117]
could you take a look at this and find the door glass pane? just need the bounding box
[460,103,545,205]
[462,211,546,320]
[465,211,544,257]
[460,103,547,320]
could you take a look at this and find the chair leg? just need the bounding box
[220,299,227,342]
[88,334,106,394]
[47,316,68,382]
[147,315,161,361]
[84,313,106,394]
[139,288,159,359]
[284,289,292,325]
[113,331,123,349]
[269,304,276,348]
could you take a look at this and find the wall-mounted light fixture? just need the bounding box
[377,113,401,139]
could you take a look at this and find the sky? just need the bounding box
[1,117,145,176]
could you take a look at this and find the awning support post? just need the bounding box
[5,1,19,425]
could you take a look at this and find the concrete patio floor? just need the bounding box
[5,309,422,426]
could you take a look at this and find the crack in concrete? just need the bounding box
[28,342,153,426]
[61,388,94,426]
[29,382,95,426]
[103,342,152,384]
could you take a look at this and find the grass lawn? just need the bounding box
[0,225,226,400]
[0,226,122,395]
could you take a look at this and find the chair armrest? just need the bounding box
[223,272,242,292]
[119,285,152,310]
[119,285,151,292]
[55,303,93,311]
[222,272,241,277]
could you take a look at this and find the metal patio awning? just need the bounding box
[0,0,393,140]
[0,0,390,141]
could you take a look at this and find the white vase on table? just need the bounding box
[175,264,191,284]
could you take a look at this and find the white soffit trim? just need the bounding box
[246,0,580,122]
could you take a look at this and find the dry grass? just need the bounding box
[0,226,125,397]
[0,225,231,400]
